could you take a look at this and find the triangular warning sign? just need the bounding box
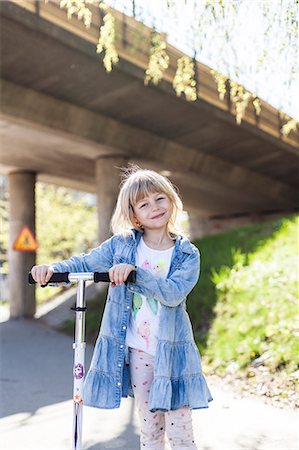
[13,225,38,252]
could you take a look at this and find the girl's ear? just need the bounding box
[134,216,143,228]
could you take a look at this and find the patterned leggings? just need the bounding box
[129,347,198,450]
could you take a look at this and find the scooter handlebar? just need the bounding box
[28,270,136,285]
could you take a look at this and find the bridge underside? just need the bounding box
[1,1,298,318]
[1,1,298,219]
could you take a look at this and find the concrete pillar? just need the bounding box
[95,156,127,244]
[8,171,36,318]
[188,210,208,240]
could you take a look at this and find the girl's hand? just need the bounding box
[109,263,135,287]
[31,264,54,286]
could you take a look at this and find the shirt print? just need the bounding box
[125,237,174,355]
[133,258,163,350]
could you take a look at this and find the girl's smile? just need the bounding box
[151,212,165,220]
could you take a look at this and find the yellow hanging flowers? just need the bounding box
[210,69,263,123]
[279,113,299,137]
[96,3,119,72]
[230,81,252,124]
[60,0,97,28]
[144,33,169,86]
[252,97,261,116]
[211,70,228,100]
[173,56,197,102]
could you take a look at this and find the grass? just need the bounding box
[190,214,298,377]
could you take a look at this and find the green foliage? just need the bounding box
[36,183,97,263]
[190,214,299,375]
[188,216,283,342]
[35,183,98,303]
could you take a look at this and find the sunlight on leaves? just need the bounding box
[144,33,170,86]
[173,56,197,101]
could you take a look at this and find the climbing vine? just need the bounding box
[173,56,197,102]
[279,113,299,137]
[144,32,169,86]
[229,82,252,125]
[211,70,228,101]
[252,97,261,117]
[96,2,119,72]
[211,70,263,124]
[60,0,97,28]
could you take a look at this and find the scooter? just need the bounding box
[28,270,135,450]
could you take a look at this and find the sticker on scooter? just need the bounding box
[74,363,84,379]
[74,392,83,404]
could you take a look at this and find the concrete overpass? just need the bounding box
[1,0,298,317]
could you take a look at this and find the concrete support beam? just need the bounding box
[1,81,298,207]
[8,171,36,318]
[95,156,128,244]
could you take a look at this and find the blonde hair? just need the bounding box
[111,166,184,237]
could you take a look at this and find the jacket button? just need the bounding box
[117,382,121,386]
[118,363,121,367]
[122,326,126,330]
[126,306,130,309]
[120,345,124,348]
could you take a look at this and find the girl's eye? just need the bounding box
[140,203,147,208]
[157,197,164,201]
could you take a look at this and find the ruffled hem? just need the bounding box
[83,368,120,409]
[148,374,213,412]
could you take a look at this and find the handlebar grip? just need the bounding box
[28,272,70,285]
[127,270,136,283]
[93,272,110,283]
[93,270,136,284]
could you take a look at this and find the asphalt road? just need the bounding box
[1,314,298,450]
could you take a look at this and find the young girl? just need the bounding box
[31,167,213,450]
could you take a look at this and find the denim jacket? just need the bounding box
[52,229,213,412]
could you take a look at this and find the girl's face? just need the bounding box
[133,191,173,232]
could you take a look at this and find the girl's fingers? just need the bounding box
[109,267,119,285]
[114,268,120,285]
[45,267,54,284]
[109,264,134,286]
[108,267,115,283]
[31,266,37,280]
[31,265,53,285]
[41,267,49,285]
[123,267,131,282]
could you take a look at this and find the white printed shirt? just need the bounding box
[125,236,174,355]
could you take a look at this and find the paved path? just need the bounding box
[1,316,298,450]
